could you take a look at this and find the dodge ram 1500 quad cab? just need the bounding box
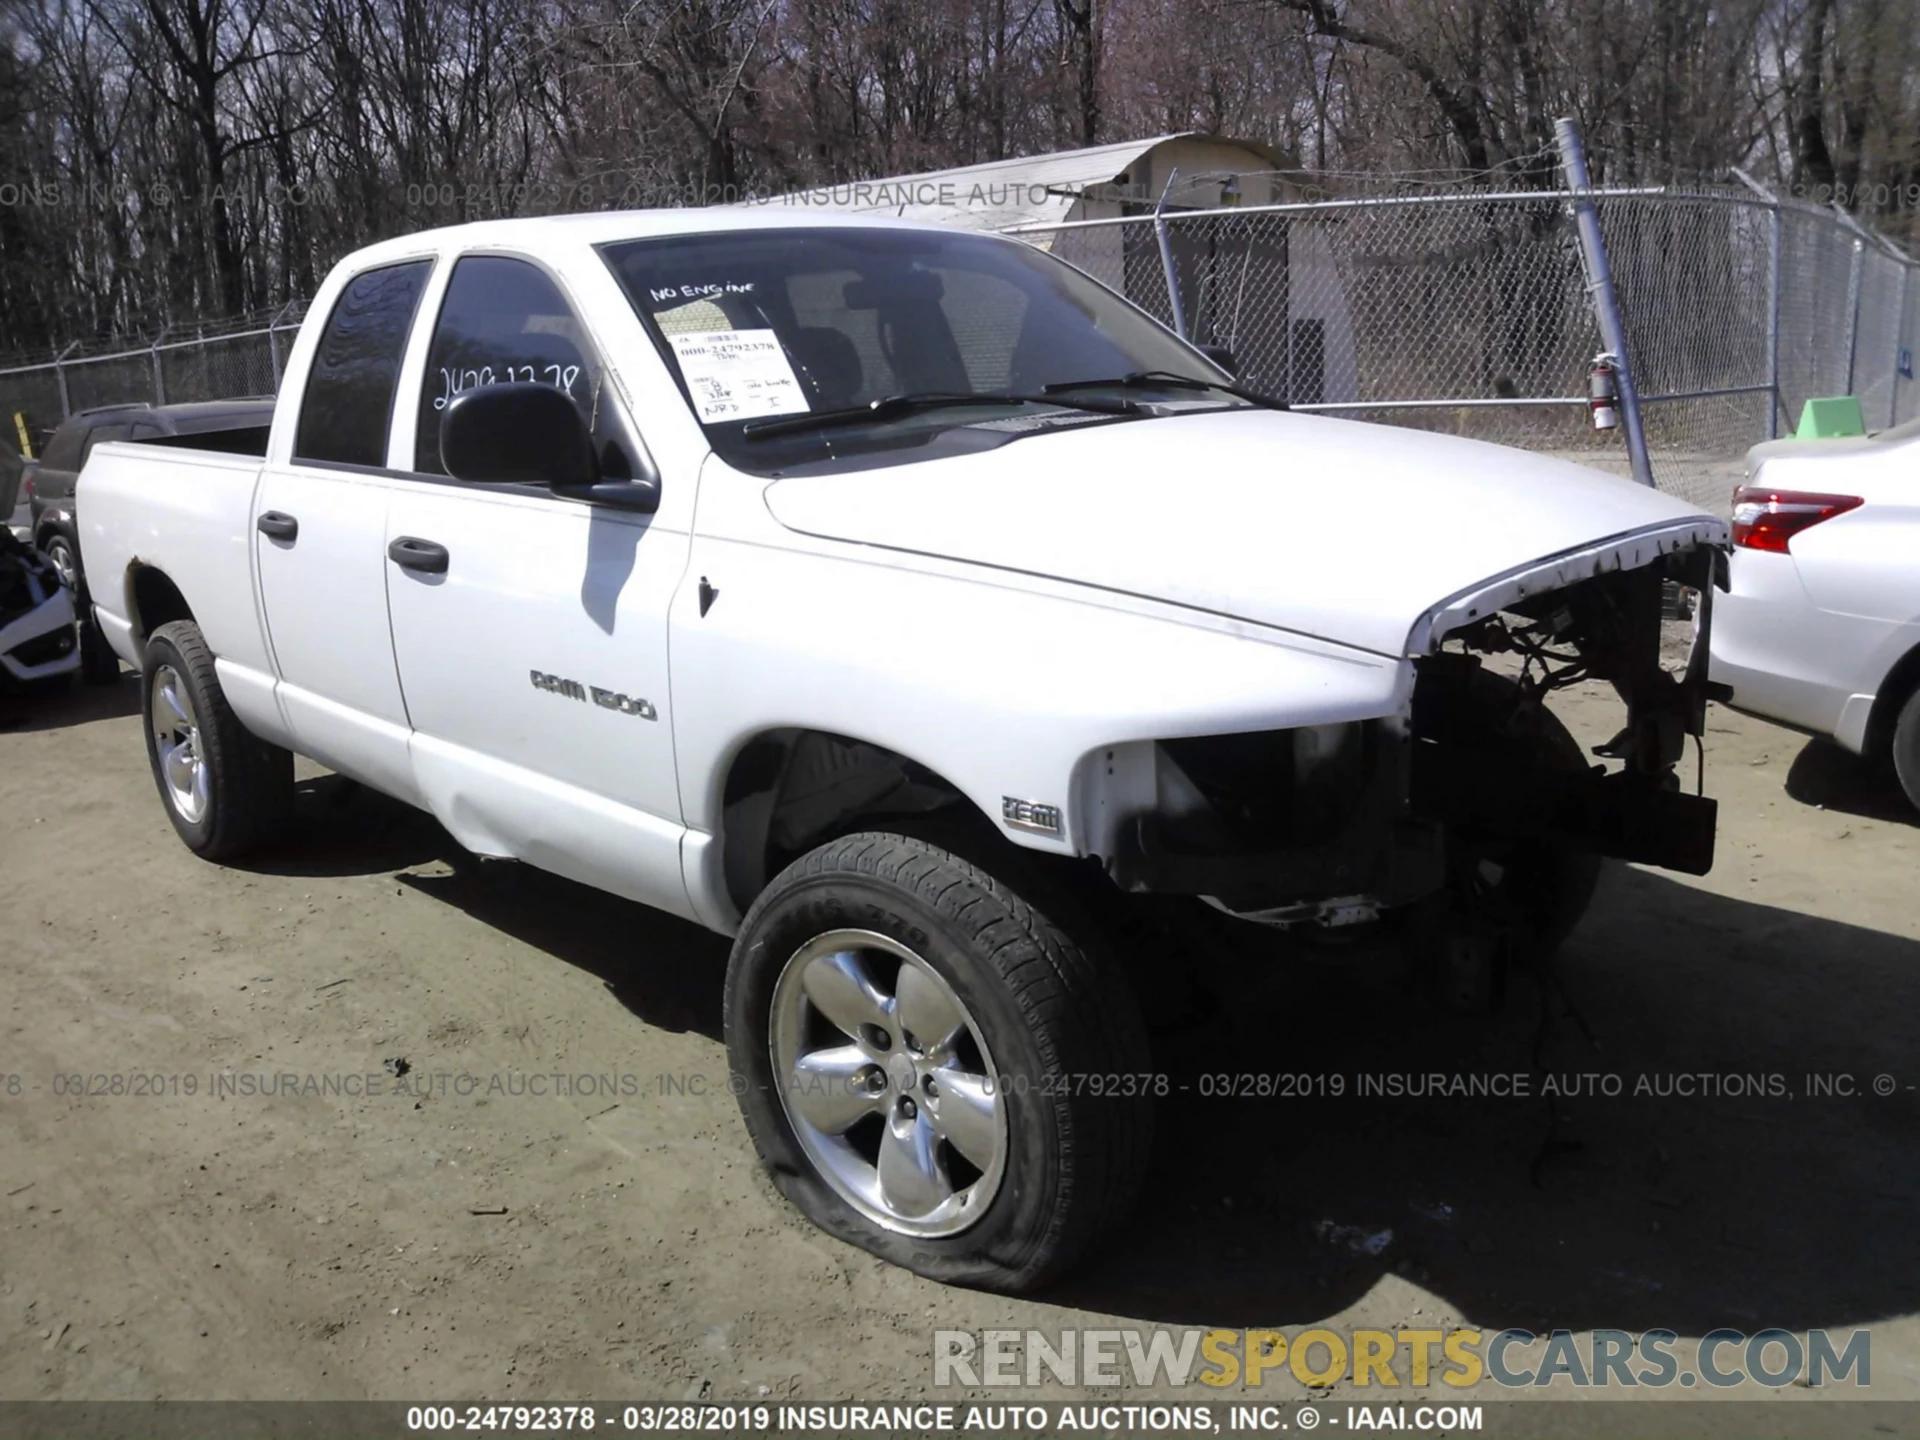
[79,210,1726,1291]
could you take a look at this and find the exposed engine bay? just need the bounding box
[1097,544,1724,931]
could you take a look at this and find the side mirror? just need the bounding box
[442,382,596,489]
[1195,343,1239,377]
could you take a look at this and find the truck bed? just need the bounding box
[140,422,271,458]
[78,440,271,684]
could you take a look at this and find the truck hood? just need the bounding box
[763,408,1725,656]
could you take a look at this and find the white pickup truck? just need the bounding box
[81,210,1727,1290]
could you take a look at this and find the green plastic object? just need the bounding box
[1795,395,1866,438]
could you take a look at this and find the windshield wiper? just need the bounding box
[740,390,1139,440]
[1043,370,1289,410]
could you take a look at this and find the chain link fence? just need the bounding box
[1011,180,1919,514]
[0,305,302,458]
[3,176,1916,519]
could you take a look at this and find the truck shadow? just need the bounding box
[0,672,138,731]
[1059,861,1920,1338]
[1784,735,1918,826]
[235,774,731,1039]
[240,781,1919,1337]
[396,855,729,1040]
[240,774,460,877]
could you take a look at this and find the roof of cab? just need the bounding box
[337,206,967,269]
[66,397,275,428]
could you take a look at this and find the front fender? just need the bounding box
[669,537,1408,860]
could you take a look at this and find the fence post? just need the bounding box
[1153,167,1189,340]
[150,325,170,406]
[54,341,77,418]
[1832,205,1867,396]
[1554,116,1654,488]
[1732,168,1783,437]
[1843,241,1863,395]
[1894,263,1912,428]
[267,299,296,381]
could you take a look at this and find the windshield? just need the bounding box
[598,226,1247,473]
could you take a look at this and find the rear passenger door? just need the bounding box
[255,258,433,804]
[383,253,695,918]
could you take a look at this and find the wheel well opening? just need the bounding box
[719,729,976,916]
[127,565,193,647]
[1866,642,1920,760]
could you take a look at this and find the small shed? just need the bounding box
[757,133,1358,404]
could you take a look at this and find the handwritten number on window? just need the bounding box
[433,362,583,411]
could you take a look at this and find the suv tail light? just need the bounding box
[1730,486,1863,553]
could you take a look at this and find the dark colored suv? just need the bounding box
[24,398,274,681]
[26,399,276,589]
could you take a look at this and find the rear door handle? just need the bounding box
[257,510,298,542]
[388,536,450,574]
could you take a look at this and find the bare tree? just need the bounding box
[3,0,1918,356]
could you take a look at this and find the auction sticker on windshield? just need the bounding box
[668,329,809,422]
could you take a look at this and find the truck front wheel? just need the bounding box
[724,831,1152,1292]
[141,620,293,859]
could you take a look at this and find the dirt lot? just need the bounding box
[2,668,1917,1424]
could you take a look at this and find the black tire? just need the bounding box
[1893,686,1920,815]
[725,830,1152,1292]
[41,530,81,595]
[141,619,293,858]
[78,609,120,685]
[1437,668,1603,953]
[40,529,118,685]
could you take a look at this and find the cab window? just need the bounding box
[40,421,86,472]
[414,255,639,480]
[294,259,432,468]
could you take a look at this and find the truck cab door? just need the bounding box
[382,254,696,921]
[255,258,433,805]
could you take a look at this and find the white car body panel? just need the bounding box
[82,446,273,677]
[255,466,423,803]
[1710,426,1920,754]
[0,570,79,683]
[764,408,1716,659]
[77,208,1723,936]
[673,454,1409,925]
[383,480,697,921]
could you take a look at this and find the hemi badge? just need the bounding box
[1002,797,1062,836]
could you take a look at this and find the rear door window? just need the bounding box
[39,422,86,472]
[294,259,433,468]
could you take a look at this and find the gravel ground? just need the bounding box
[1,667,1916,1427]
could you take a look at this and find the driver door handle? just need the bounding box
[256,510,298,542]
[388,535,450,574]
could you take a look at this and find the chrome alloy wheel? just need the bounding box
[150,664,209,823]
[46,537,78,591]
[769,929,1006,1237]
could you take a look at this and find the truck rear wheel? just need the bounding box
[724,831,1152,1291]
[141,620,293,859]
